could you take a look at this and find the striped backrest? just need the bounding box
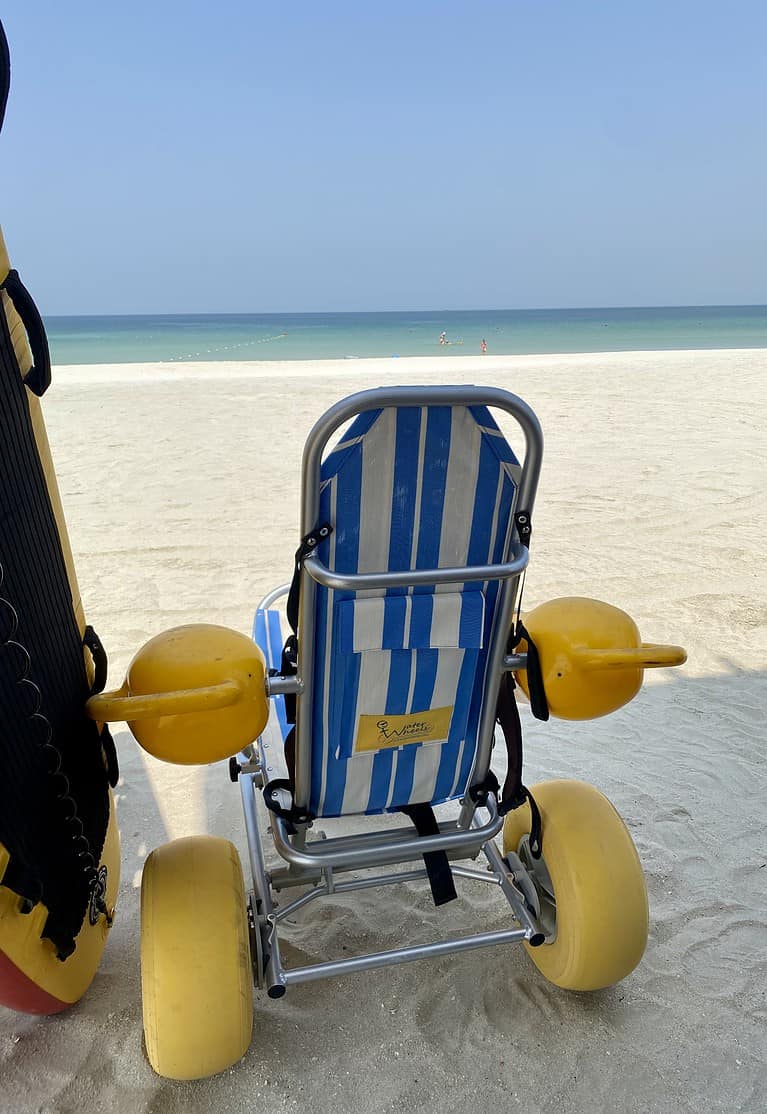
[307,403,520,818]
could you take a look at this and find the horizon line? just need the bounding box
[42,302,767,320]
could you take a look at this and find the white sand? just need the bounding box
[2,349,766,1112]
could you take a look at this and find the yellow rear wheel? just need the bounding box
[140,835,253,1080]
[503,779,648,990]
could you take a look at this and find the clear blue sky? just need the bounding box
[2,2,765,314]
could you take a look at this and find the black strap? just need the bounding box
[467,506,543,856]
[83,625,108,695]
[468,673,543,859]
[1,18,10,136]
[286,522,332,635]
[511,619,549,722]
[509,508,547,722]
[496,671,524,806]
[99,724,119,789]
[259,525,332,832]
[493,672,543,857]
[0,269,52,397]
[276,522,330,801]
[401,803,457,906]
[81,625,119,787]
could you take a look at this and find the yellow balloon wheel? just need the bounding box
[140,836,253,1080]
[502,780,648,991]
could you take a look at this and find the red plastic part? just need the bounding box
[0,947,70,1015]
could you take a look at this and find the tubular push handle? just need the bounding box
[86,680,241,723]
[574,643,687,671]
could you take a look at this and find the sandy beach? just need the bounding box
[1,348,765,1113]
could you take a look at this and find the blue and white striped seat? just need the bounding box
[255,403,521,819]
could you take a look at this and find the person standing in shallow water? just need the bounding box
[439,331,447,345]
[481,338,487,353]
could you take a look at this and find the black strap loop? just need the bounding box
[262,776,313,830]
[510,620,549,722]
[83,625,108,695]
[1,19,10,135]
[0,269,52,397]
[286,522,332,635]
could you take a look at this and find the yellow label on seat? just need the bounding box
[355,706,453,752]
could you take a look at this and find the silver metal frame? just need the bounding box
[236,386,545,996]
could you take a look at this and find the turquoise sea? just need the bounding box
[44,306,767,364]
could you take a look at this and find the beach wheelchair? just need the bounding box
[88,385,686,1079]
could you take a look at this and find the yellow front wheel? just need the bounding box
[140,836,253,1080]
[503,780,648,991]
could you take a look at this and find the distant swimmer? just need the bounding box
[481,338,487,353]
[439,331,446,345]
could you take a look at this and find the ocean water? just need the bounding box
[44,306,767,365]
